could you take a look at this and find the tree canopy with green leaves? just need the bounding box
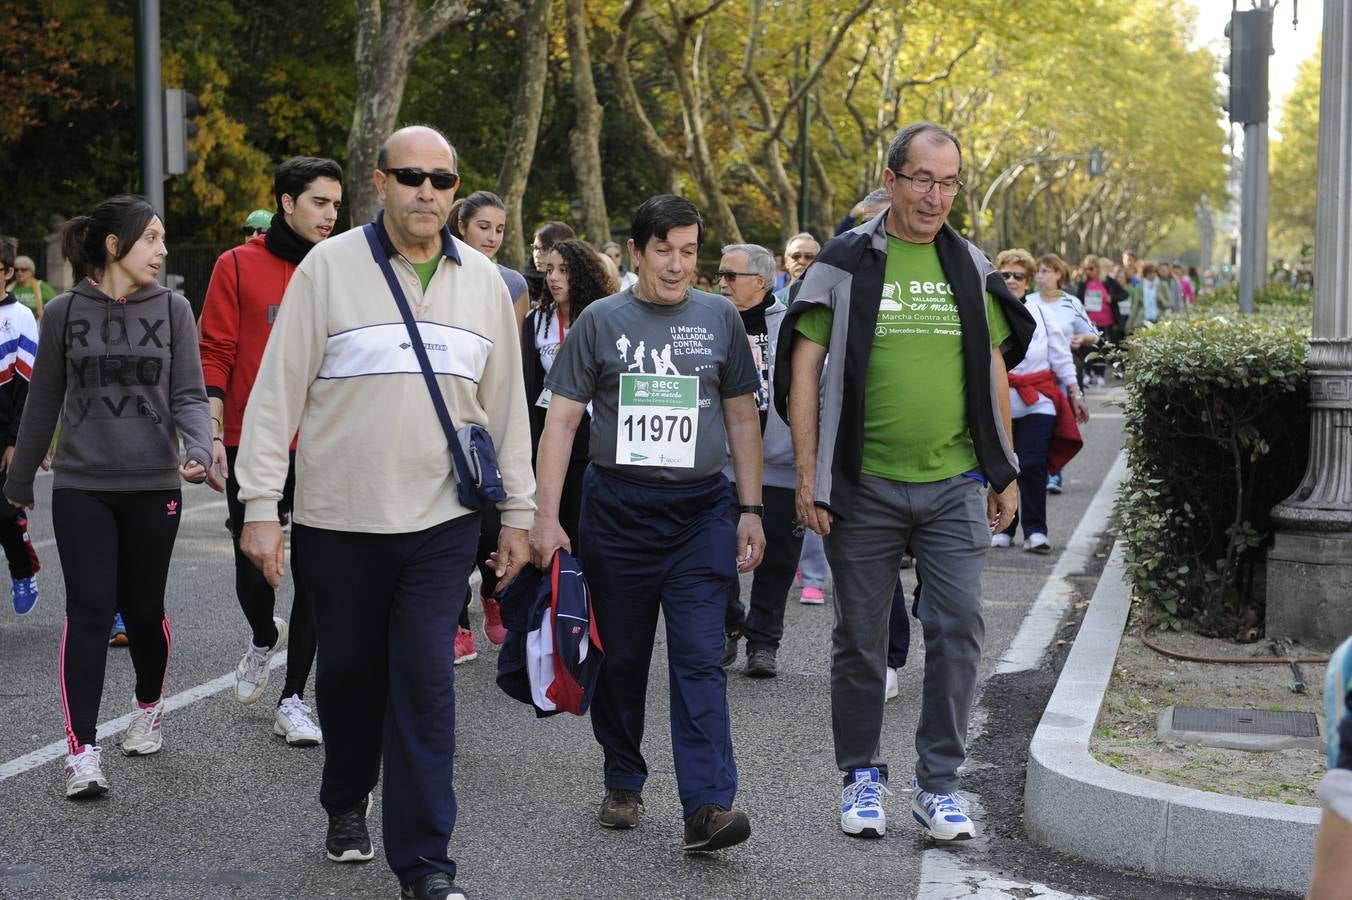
[2,0,1227,273]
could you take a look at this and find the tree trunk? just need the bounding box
[345,0,470,226]
[660,21,741,244]
[608,0,680,196]
[493,0,552,270]
[564,0,609,244]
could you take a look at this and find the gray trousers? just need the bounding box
[824,473,989,793]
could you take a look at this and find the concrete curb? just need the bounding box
[1024,540,1322,896]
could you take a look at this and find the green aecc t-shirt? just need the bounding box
[412,257,440,293]
[795,237,1009,483]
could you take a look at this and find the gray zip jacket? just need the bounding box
[5,279,213,505]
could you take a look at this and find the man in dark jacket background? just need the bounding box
[776,121,1033,844]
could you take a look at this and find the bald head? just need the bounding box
[377,125,457,172]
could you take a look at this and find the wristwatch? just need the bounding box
[738,504,765,516]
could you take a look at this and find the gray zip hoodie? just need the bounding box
[4,279,213,505]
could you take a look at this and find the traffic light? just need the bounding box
[164,88,200,175]
[1223,8,1272,125]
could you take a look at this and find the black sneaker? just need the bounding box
[682,803,750,851]
[744,648,777,678]
[325,795,374,862]
[400,872,466,900]
[721,633,739,668]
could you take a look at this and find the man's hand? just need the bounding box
[736,513,765,573]
[528,515,571,571]
[490,525,530,591]
[207,441,229,492]
[795,478,833,535]
[240,520,286,589]
[0,446,13,473]
[987,482,1018,533]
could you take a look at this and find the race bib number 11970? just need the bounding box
[616,373,698,468]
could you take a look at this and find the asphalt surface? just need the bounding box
[0,389,1255,900]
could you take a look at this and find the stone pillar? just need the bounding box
[1267,0,1352,650]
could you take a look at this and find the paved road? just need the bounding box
[0,389,1250,900]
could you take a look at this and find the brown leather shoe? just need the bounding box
[598,788,643,829]
[682,803,750,851]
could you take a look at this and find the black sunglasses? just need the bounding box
[999,271,1027,282]
[242,227,266,237]
[383,167,459,190]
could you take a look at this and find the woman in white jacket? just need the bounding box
[991,249,1089,553]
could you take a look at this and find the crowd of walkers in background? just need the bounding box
[0,117,1279,900]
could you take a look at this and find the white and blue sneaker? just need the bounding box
[911,777,976,840]
[840,767,890,837]
[11,576,38,615]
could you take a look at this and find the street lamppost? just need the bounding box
[1266,0,1352,649]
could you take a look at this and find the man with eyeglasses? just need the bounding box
[236,126,535,900]
[714,243,801,678]
[775,121,1032,843]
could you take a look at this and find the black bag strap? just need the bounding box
[361,222,474,485]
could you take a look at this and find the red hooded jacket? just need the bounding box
[199,236,298,447]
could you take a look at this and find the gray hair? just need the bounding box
[885,122,962,174]
[784,232,819,256]
[863,187,889,204]
[722,243,776,285]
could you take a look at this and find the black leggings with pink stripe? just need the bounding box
[54,488,181,753]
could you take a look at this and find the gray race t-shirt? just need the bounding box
[546,287,759,482]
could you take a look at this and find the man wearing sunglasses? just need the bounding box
[236,126,535,900]
[775,122,1033,845]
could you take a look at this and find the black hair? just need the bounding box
[536,239,617,337]
[274,156,344,209]
[885,122,963,174]
[0,237,14,272]
[451,191,506,236]
[61,195,158,281]
[630,195,703,253]
[533,221,575,251]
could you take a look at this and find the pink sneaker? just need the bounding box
[454,627,478,665]
[481,595,507,646]
[801,587,825,605]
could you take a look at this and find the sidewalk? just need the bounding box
[1024,539,1322,896]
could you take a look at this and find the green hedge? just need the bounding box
[1198,282,1313,310]
[1112,313,1310,638]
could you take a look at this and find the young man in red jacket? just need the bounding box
[200,156,343,747]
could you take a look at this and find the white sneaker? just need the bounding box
[234,616,289,705]
[990,533,1011,548]
[841,767,891,837]
[1096,375,1106,387]
[1024,533,1052,554]
[65,745,109,799]
[911,778,976,840]
[122,697,164,756]
[274,695,323,747]
[885,667,899,701]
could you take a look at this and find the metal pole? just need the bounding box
[797,41,811,232]
[136,0,164,217]
[1267,0,1352,648]
[1238,122,1263,313]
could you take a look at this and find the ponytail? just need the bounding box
[61,195,158,281]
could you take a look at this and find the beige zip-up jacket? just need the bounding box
[236,215,536,533]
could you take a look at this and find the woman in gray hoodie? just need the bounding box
[4,195,222,800]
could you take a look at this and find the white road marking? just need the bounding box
[0,651,288,782]
[995,449,1127,674]
[31,499,228,550]
[917,848,1099,899]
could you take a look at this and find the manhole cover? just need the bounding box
[1171,706,1319,738]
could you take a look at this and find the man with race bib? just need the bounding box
[529,195,765,853]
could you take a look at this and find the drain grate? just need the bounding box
[1170,706,1319,738]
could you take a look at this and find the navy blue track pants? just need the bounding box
[292,513,479,885]
[580,465,739,817]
